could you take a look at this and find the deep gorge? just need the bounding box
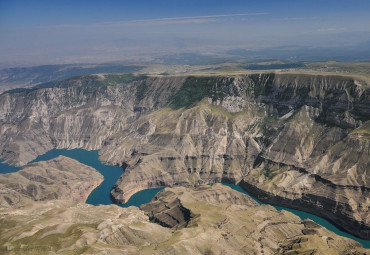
[0,73,369,240]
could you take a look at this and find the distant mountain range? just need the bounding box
[1,42,370,93]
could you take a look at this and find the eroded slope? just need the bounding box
[0,156,103,208]
[0,73,369,239]
[0,184,366,254]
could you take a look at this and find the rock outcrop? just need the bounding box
[0,156,103,208]
[0,184,366,254]
[0,73,369,239]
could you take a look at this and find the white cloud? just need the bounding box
[123,13,268,24]
[35,13,268,29]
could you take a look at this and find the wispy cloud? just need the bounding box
[123,13,268,24]
[36,13,268,29]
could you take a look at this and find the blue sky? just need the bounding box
[1,0,370,66]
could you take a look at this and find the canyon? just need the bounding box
[0,72,369,241]
[0,179,367,254]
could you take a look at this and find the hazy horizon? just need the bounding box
[1,0,370,67]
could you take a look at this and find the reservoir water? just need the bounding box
[222,183,370,248]
[0,159,21,173]
[0,148,369,248]
[29,149,123,205]
[29,149,164,207]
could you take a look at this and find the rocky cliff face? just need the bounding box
[0,73,369,239]
[0,156,103,208]
[0,75,186,165]
[0,185,366,254]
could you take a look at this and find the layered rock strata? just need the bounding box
[0,73,369,239]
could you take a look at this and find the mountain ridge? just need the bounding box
[0,72,369,239]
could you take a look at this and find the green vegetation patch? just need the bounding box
[263,166,277,180]
[352,121,370,140]
[103,74,146,86]
[248,73,275,97]
[305,61,370,76]
[295,87,310,96]
[2,87,38,94]
[352,121,370,134]
[136,80,148,102]
[58,73,146,88]
[243,62,304,70]
[168,76,235,109]
[10,223,97,253]
[3,74,146,94]
[0,219,17,229]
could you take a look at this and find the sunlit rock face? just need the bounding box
[0,73,369,239]
[0,184,366,254]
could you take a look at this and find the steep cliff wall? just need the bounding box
[0,75,186,165]
[0,73,369,239]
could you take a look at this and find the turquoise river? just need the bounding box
[0,148,368,248]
